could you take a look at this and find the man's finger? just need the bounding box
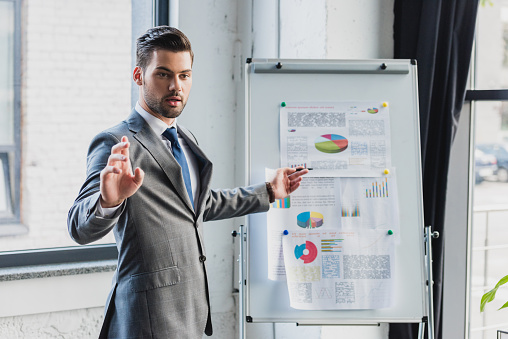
[288,176,303,191]
[120,136,130,158]
[101,165,122,177]
[290,176,303,185]
[111,140,130,154]
[133,167,145,186]
[107,153,127,165]
[288,168,309,178]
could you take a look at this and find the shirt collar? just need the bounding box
[135,101,177,136]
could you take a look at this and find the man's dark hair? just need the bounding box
[136,26,194,70]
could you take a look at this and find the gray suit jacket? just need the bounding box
[68,111,270,338]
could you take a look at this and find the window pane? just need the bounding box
[470,101,508,338]
[0,1,14,145]
[0,152,13,217]
[476,0,508,89]
[0,0,139,251]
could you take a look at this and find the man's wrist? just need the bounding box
[265,182,275,203]
[99,196,124,209]
[97,196,124,218]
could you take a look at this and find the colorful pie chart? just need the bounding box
[314,134,348,153]
[367,108,379,114]
[297,211,324,229]
[294,241,318,264]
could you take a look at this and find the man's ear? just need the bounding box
[133,66,143,86]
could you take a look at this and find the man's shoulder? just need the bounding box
[96,111,143,139]
[102,120,130,137]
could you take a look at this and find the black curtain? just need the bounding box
[390,1,478,339]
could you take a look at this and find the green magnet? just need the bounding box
[387,230,393,235]
[281,102,286,107]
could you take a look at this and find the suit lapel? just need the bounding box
[126,111,195,213]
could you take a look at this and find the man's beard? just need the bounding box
[144,90,186,119]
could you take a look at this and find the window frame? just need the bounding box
[0,0,21,226]
[0,244,118,268]
[465,89,508,101]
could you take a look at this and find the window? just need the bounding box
[468,1,508,338]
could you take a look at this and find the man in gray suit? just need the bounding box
[68,26,308,338]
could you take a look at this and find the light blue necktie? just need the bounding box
[162,128,194,208]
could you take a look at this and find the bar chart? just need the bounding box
[365,178,389,198]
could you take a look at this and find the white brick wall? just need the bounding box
[0,0,132,250]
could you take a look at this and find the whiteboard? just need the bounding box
[244,59,426,324]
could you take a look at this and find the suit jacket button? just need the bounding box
[199,255,206,262]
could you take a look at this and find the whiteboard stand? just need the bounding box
[239,59,431,338]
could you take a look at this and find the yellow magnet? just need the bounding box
[382,102,388,107]
[384,169,390,175]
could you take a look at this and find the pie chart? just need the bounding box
[297,211,324,229]
[294,241,318,264]
[314,134,348,153]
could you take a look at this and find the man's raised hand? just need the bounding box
[100,136,144,208]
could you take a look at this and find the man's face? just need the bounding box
[135,50,193,122]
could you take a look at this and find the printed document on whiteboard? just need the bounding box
[280,101,391,177]
[282,229,394,310]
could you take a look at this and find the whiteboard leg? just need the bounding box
[238,225,246,339]
[233,225,247,339]
[425,225,438,339]
[418,321,426,339]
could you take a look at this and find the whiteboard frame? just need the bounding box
[243,59,427,325]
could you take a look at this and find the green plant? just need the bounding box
[481,275,508,312]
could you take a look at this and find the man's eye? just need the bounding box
[158,73,168,77]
